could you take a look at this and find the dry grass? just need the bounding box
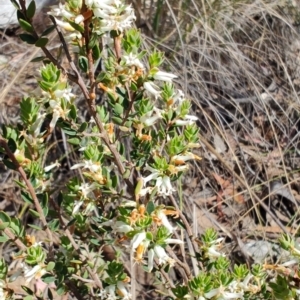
[131,0,300,261]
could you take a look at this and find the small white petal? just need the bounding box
[143,82,160,98]
[148,249,154,272]
[131,232,146,250]
[154,71,177,82]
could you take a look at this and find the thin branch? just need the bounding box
[0,136,53,250]
[49,16,135,193]
[169,194,201,259]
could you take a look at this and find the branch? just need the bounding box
[0,136,53,251]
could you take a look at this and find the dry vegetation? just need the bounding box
[1,0,300,298]
[132,0,300,262]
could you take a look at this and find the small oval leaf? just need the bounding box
[35,37,49,47]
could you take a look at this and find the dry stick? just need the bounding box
[199,134,289,235]
[0,136,54,250]
[165,245,191,282]
[49,16,134,193]
[168,195,202,267]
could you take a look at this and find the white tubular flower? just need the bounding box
[54,18,75,31]
[48,100,70,129]
[23,264,47,283]
[153,71,177,82]
[117,281,132,300]
[94,5,136,33]
[171,152,201,165]
[123,53,144,69]
[105,285,118,300]
[53,87,75,102]
[31,112,46,137]
[49,110,60,129]
[48,3,74,19]
[207,238,226,259]
[74,14,85,24]
[148,245,175,272]
[71,160,101,173]
[165,238,184,244]
[97,289,108,300]
[72,200,84,215]
[205,286,240,299]
[143,81,161,99]
[154,245,175,266]
[175,115,198,126]
[0,282,4,299]
[112,221,133,233]
[131,231,146,250]
[140,108,162,127]
[156,209,175,233]
[78,182,98,198]
[155,175,175,198]
[138,186,153,197]
[44,160,61,172]
[143,169,160,185]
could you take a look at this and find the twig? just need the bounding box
[0,136,53,250]
[48,197,103,290]
[169,194,201,259]
[49,16,135,193]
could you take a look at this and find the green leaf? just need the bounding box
[0,235,9,243]
[19,19,34,32]
[90,238,100,246]
[93,44,101,60]
[19,33,37,44]
[35,37,49,47]
[42,274,56,283]
[10,0,20,9]
[41,193,49,217]
[29,209,40,218]
[88,33,98,49]
[146,201,155,214]
[3,159,16,170]
[78,122,88,132]
[69,104,77,120]
[17,10,26,21]
[28,224,42,230]
[68,137,80,145]
[22,286,34,295]
[0,223,9,230]
[0,212,11,224]
[112,116,123,125]
[46,262,55,272]
[79,56,88,73]
[68,21,84,32]
[56,283,66,295]
[41,25,56,36]
[31,56,46,62]
[48,219,60,231]
[21,191,33,204]
[26,0,36,19]
[114,103,124,115]
[8,138,17,153]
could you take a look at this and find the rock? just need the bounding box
[0,0,53,28]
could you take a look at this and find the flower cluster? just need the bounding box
[100,204,182,272]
